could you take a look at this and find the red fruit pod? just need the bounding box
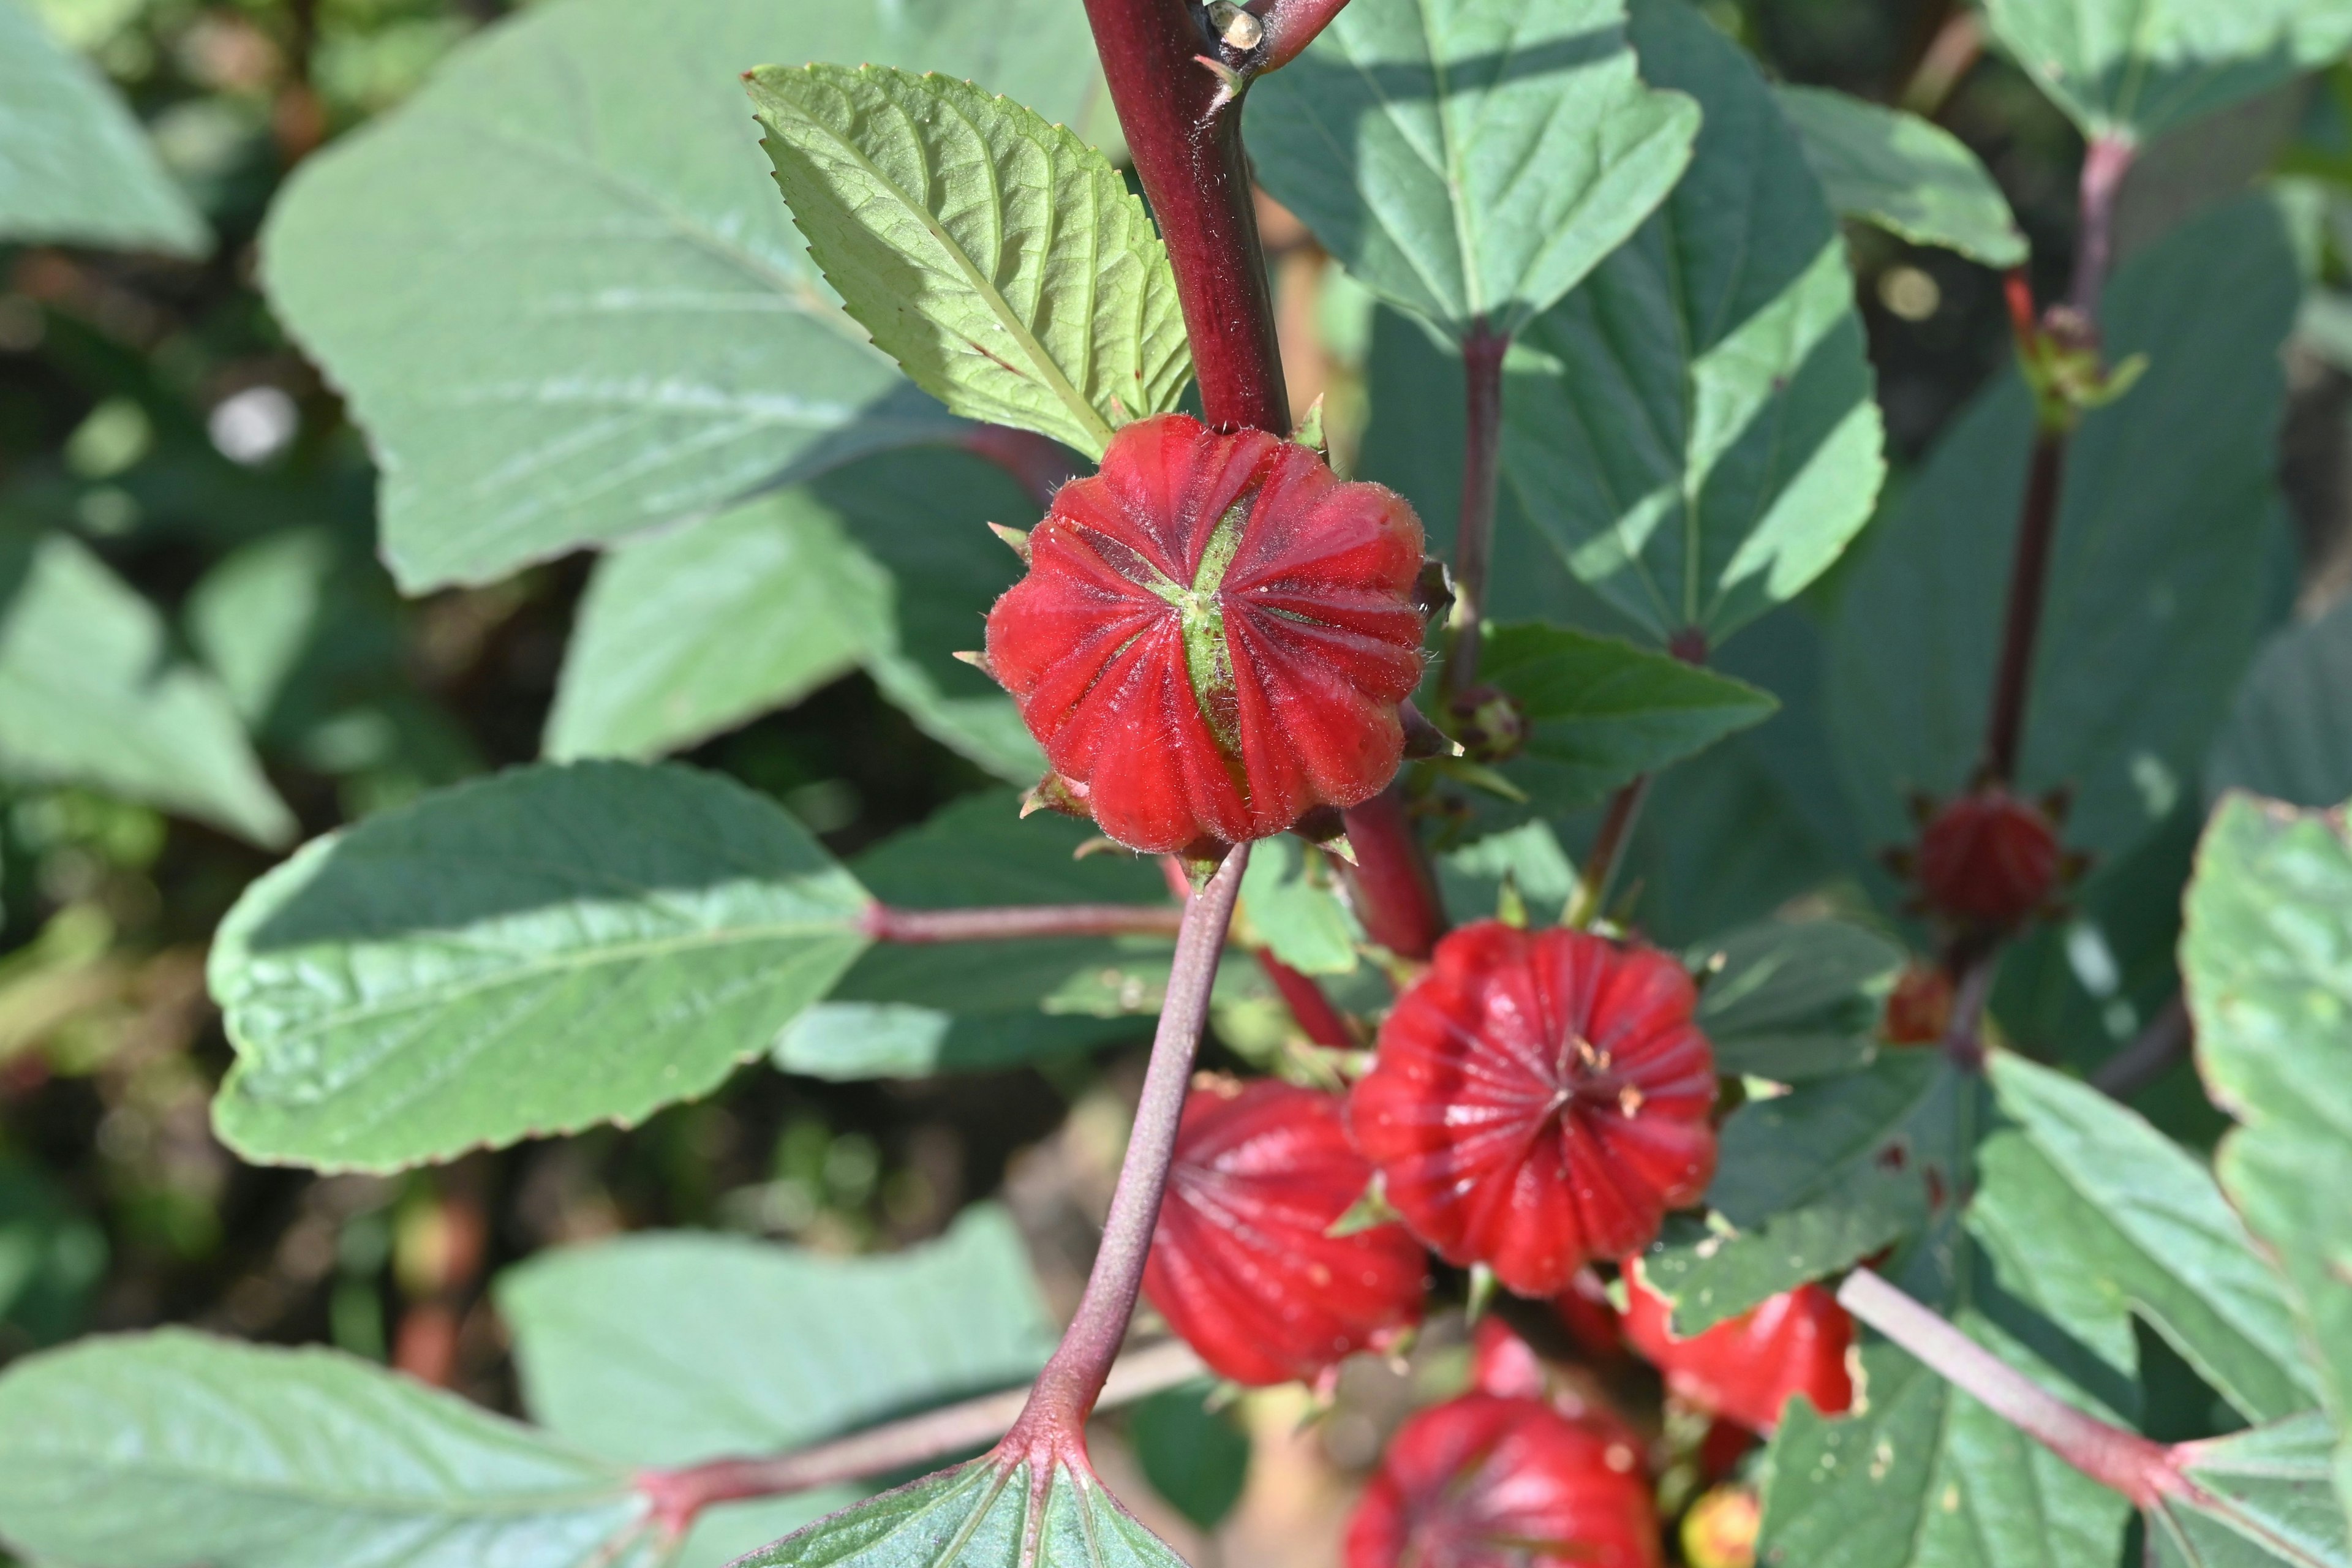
[1142,1078,1427,1387]
[1914,788,2062,927]
[984,413,1427,855]
[1346,1393,1660,1568]
[1349,922,1718,1297]
[1619,1267,1856,1434]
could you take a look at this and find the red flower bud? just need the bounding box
[1880,961,1954,1046]
[1913,788,2062,928]
[1349,922,1718,1296]
[1346,1393,1660,1568]
[1142,1078,1427,1387]
[1619,1268,1855,1434]
[984,413,1427,855]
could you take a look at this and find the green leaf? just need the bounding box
[748,65,1188,461]
[546,489,890,761]
[501,1207,1055,1567]
[2183,795,2352,1518]
[1435,820,1579,921]
[1827,196,2295,870]
[1479,621,1777,811]
[1694,918,1907,1083]
[0,0,207,254]
[1977,1052,2320,1425]
[259,0,1112,591]
[733,1452,1186,1568]
[2209,598,2352,810]
[2153,1414,2352,1568]
[1980,0,2352,142]
[1240,837,1362,976]
[1499,0,1885,646]
[1128,1383,1251,1535]
[0,1330,655,1568]
[1774,86,2028,268]
[208,760,872,1171]
[0,524,292,847]
[1248,0,1698,342]
[776,790,1164,1080]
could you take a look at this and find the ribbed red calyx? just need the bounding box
[1345,1393,1662,1568]
[1349,922,1719,1295]
[984,413,1427,856]
[1141,1077,1428,1387]
[1915,788,2062,928]
[1620,1269,1856,1434]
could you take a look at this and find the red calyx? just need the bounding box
[1346,1393,1660,1568]
[1142,1077,1427,1387]
[1349,922,1718,1296]
[1619,1268,1856,1435]
[984,413,1427,856]
[1912,788,2063,929]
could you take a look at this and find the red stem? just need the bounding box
[1077,0,1289,432]
[1338,788,1446,960]
[1256,949,1354,1047]
[1838,1270,2180,1507]
[861,903,1185,943]
[1442,325,1509,706]
[2067,137,2135,321]
[1003,843,1251,1444]
[1567,775,1649,929]
[1979,431,2064,788]
[1261,0,1354,70]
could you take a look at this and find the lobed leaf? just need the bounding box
[748,64,1190,459]
[2207,598,2352,810]
[1240,837,1363,977]
[1774,86,2027,268]
[1692,918,1908,1083]
[2153,1414,2352,1568]
[208,761,872,1171]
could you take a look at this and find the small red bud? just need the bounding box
[1912,787,2062,929]
[1880,961,1954,1046]
[1346,1393,1662,1568]
[984,413,1427,856]
[1350,922,1718,1297]
[1619,1268,1855,1435]
[1142,1079,1427,1387]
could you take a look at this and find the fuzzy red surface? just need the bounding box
[1349,922,1717,1296]
[1915,788,2062,927]
[1620,1269,1856,1434]
[984,413,1425,854]
[1345,1393,1662,1568]
[1140,1078,1427,1387]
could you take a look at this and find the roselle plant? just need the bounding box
[4,0,2352,1564]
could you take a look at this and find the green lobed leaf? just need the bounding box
[1692,918,1908,1083]
[1479,620,1777,812]
[1976,1052,2320,1425]
[1499,0,1886,647]
[500,1207,1056,1567]
[2183,795,2352,1518]
[1248,0,1699,342]
[1240,837,1363,976]
[260,0,1112,592]
[1774,86,2028,268]
[733,1452,1186,1568]
[0,523,292,847]
[545,489,891,761]
[2152,1414,2352,1568]
[1827,195,2296,872]
[748,64,1189,460]
[1980,0,2352,142]
[2208,598,2352,810]
[0,1330,655,1568]
[1128,1383,1252,1535]
[0,0,208,255]
[208,760,872,1171]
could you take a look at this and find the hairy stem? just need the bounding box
[636,1339,1207,1532]
[1979,431,2065,785]
[1566,776,1649,929]
[1838,1270,2179,1507]
[1339,787,1446,960]
[1079,0,1288,432]
[1442,326,1509,706]
[861,903,1186,943]
[1261,0,1354,70]
[1006,843,1251,1443]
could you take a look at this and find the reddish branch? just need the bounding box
[1256,949,1355,1047]
[861,903,1185,943]
[1567,775,1650,930]
[1442,326,1510,705]
[1338,787,1446,960]
[1979,431,2066,785]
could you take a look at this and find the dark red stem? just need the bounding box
[861,903,1185,943]
[1004,843,1250,1442]
[2067,137,2135,321]
[1260,0,1354,70]
[1338,788,1446,960]
[1442,325,1509,706]
[1256,949,1354,1047]
[1980,431,2065,786]
[1838,1270,2180,1507]
[1568,775,1651,929]
[2090,993,2189,1099]
[1078,0,1289,432]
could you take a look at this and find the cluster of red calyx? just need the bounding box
[1897,785,2073,932]
[1347,1392,1662,1568]
[1351,922,1719,1295]
[983,413,1427,857]
[1619,1267,1856,1434]
[1141,1078,1425,1388]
